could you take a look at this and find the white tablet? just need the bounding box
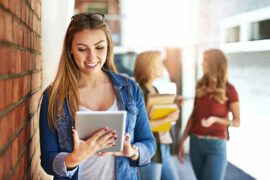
[75,111,127,152]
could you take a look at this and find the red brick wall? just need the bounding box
[0,0,42,179]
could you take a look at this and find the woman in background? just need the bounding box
[134,50,181,180]
[178,49,240,180]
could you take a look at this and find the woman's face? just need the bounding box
[151,57,164,79]
[71,29,108,75]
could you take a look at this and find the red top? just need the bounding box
[190,82,239,139]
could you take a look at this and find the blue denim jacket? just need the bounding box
[39,71,156,180]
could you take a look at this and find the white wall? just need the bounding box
[41,0,75,90]
[220,6,270,53]
[120,0,196,48]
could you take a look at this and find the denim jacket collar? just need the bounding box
[105,70,128,88]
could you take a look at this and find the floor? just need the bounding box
[172,154,256,180]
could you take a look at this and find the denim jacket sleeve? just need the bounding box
[129,82,156,167]
[39,91,77,178]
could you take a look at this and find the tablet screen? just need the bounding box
[75,111,127,152]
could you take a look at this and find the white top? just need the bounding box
[78,97,117,180]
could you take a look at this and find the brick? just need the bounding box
[12,151,26,178]
[3,146,12,173]
[15,49,22,73]
[11,136,19,169]
[21,51,25,72]
[10,109,17,136]
[27,31,30,49]
[0,9,4,40]
[25,6,29,28]
[15,0,21,18]
[38,36,41,51]
[21,1,26,23]
[0,154,3,178]
[19,24,23,47]
[32,15,36,33]
[0,115,9,149]
[18,76,24,98]
[12,78,20,104]
[0,47,13,74]
[30,32,34,50]
[12,19,18,45]
[19,123,28,152]
[3,149,12,177]
[33,34,36,50]
[17,101,27,126]
[35,55,41,69]
[23,75,31,95]
[13,21,22,46]
[29,12,33,29]
[5,78,13,107]
[9,0,17,14]
[1,0,9,9]
[0,80,4,110]
[22,26,26,48]
[10,48,16,74]
[24,51,29,71]
[4,13,13,42]
[0,47,6,75]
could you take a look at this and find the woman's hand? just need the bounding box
[166,110,180,124]
[178,141,184,164]
[175,96,184,107]
[201,116,216,127]
[99,133,139,161]
[65,127,117,168]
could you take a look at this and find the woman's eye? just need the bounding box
[78,48,87,52]
[96,46,104,50]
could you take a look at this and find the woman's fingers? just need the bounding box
[124,133,130,144]
[122,133,133,156]
[96,131,117,146]
[86,127,109,143]
[87,130,117,152]
[72,128,80,150]
[98,134,133,157]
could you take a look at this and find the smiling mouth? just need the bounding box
[85,62,98,68]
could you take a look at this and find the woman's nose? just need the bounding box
[86,49,96,60]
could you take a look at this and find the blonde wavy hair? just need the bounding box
[134,51,162,85]
[46,13,117,128]
[196,49,228,104]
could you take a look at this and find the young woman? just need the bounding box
[178,49,240,180]
[39,13,156,180]
[134,51,180,180]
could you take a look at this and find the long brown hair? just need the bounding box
[196,49,228,103]
[47,13,117,128]
[134,51,162,85]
